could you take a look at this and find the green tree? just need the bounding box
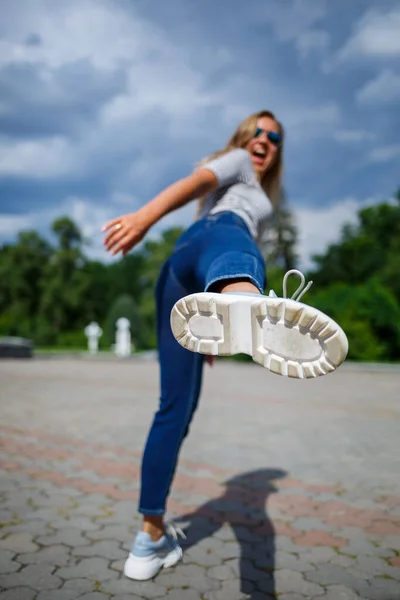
[307,189,400,361]
[104,294,140,348]
[0,232,52,338]
[38,217,89,343]
[136,227,185,348]
[52,217,82,251]
[310,192,400,290]
[260,196,298,270]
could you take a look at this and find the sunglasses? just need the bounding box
[254,128,282,147]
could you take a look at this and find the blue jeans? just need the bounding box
[139,212,266,515]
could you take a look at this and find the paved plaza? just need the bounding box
[0,357,399,599]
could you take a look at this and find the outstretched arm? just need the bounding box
[102,168,218,256]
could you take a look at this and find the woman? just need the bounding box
[102,110,348,580]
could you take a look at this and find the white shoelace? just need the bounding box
[269,269,313,302]
[165,523,187,541]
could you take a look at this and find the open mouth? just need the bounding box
[252,144,267,161]
[252,149,267,164]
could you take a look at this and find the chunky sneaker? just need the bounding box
[170,270,348,379]
[124,525,185,581]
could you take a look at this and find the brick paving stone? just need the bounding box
[207,564,236,580]
[70,493,112,505]
[212,525,236,541]
[164,590,202,600]
[48,486,84,497]
[229,539,254,558]
[334,526,377,541]
[291,516,338,532]
[344,538,396,558]
[1,492,36,509]
[254,574,275,595]
[305,564,368,590]
[274,550,316,572]
[183,545,223,567]
[103,578,166,597]
[120,538,134,552]
[0,532,38,553]
[0,513,31,529]
[111,596,146,600]
[0,510,15,523]
[87,524,134,543]
[0,480,20,493]
[25,507,67,521]
[36,591,81,600]
[0,519,53,537]
[110,558,125,573]
[17,544,72,566]
[111,596,145,600]
[173,492,211,506]
[32,494,75,509]
[295,530,347,548]
[157,563,220,593]
[224,557,270,583]
[295,546,337,564]
[100,501,137,522]
[232,526,261,543]
[390,556,400,568]
[56,557,119,581]
[61,578,94,595]
[66,503,112,519]
[277,595,309,600]
[219,541,241,559]
[49,517,101,531]
[76,594,107,600]
[204,578,256,600]
[380,535,400,552]
[0,550,20,574]
[316,584,369,600]
[1,564,62,590]
[71,540,126,560]
[275,569,325,596]
[349,554,400,579]
[188,536,225,553]
[251,552,274,572]
[0,588,36,600]
[330,554,358,568]
[36,528,91,547]
[274,535,304,553]
[354,578,400,600]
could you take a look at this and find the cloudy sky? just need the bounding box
[0,0,399,268]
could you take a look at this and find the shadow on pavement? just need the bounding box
[175,467,287,599]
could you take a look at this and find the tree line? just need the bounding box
[0,191,399,362]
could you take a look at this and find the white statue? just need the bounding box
[115,317,132,357]
[84,322,103,354]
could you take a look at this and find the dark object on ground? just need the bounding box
[0,337,33,358]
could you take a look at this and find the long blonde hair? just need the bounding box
[196,110,284,218]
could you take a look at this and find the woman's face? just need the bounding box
[246,116,281,177]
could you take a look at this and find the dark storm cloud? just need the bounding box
[0,59,127,138]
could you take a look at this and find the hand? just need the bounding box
[205,356,215,367]
[102,211,149,256]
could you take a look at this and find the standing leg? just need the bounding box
[139,260,204,530]
[124,260,204,581]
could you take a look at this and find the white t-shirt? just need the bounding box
[198,148,274,244]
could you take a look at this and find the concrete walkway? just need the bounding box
[0,358,399,599]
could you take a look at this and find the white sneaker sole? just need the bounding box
[124,545,182,580]
[170,293,348,379]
